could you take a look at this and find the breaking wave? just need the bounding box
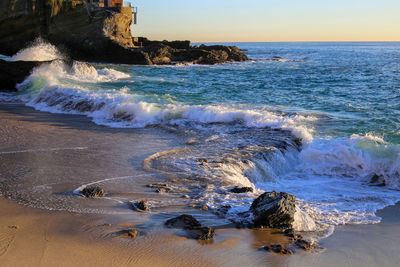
[11,38,65,62]
[3,41,400,240]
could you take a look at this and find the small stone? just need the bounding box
[127,229,138,239]
[156,187,172,194]
[130,200,150,212]
[200,204,209,211]
[230,187,254,194]
[8,225,19,229]
[198,158,208,165]
[103,223,112,227]
[81,186,105,198]
[181,195,190,199]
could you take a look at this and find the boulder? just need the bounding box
[81,186,105,198]
[250,191,296,229]
[165,214,215,240]
[165,214,201,229]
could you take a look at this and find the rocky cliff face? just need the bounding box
[0,0,150,64]
[0,1,248,65]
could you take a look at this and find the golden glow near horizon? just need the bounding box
[131,0,400,42]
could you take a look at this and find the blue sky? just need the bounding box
[131,0,400,42]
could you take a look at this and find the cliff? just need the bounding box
[0,1,248,65]
[0,0,150,64]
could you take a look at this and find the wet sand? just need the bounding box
[1,103,400,267]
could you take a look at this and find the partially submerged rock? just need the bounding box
[230,186,254,194]
[129,200,150,212]
[147,183,173,194]
[370,174,386,186]
[117,228,138,239]
[165,214,202,229]
[263,244,293,255]
[81,186,105,198]
[165,214,215,240]
[250,191,296,229]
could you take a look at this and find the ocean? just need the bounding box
[1,41,400,239]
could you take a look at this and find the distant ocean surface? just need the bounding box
[1,41,400,238]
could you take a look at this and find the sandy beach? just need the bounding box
[1,102,400,267]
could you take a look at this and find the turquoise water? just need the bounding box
[3,41,400,236]
[105,42,400,142]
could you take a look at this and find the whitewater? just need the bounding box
[2,40,400,239]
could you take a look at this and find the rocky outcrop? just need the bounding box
[0,1,248,65]
[0,59,44,91]
[165,214,215,240]
[250,191,296,229]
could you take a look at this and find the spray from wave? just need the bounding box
[11,38,65,62]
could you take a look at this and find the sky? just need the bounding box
[130,0,400,42]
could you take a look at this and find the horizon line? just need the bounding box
[191,40,400,43]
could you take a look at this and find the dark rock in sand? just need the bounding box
[130,200,150,212]
[188,226,215,241]
[263,244,293,255]
[81,186,105,198]
[0,60,44,91]
[230,186,254,194]
[165,214,215,240]
[165,214,202,229]
[250,191,296,229]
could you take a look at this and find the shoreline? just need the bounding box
[1,102,400,266]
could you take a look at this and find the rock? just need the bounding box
[0,60,45,91]
[147,183,172,193]
[127,229,138,239]
[165,214,215,240]
[81,186,105,198]
[118,228,138,239]
[188,226,215,240]
[370,174,386,186]
[250,191,296,229]
[263,244,293,255]
[214,205,231,217]
[156,187,172,194]
[230,187,254,193]
[0,2,247,65]
[181,195,190,199]
[165,214,202,229]
[130,200,150,212]
[198,158,208,164]
[295,238,315,251]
